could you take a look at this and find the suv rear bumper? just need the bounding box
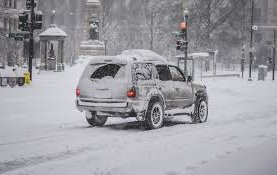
[76,98,148,121]
[76,100,132,113]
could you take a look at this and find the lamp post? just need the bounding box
[69,12,74,67]
[183,8,189,76]
[248,0,254,81]
[51,10,55,24]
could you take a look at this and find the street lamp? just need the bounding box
[51,10,55,24]
[183,8,189,76]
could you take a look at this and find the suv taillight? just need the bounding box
[127,86,136,98]
[76,88,80,97]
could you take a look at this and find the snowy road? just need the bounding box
[0,63,277,175]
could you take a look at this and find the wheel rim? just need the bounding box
[199,101,208,122]
[151,104,163,127]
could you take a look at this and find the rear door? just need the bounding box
[79,63,127,101]
[155,65,175,109]
[168,66,193,107]
[132,63,156,99]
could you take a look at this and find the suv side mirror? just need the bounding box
[187,76,193,83]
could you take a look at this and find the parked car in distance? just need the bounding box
[76,50,208,129]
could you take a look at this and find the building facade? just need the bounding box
[0,0,24,66]
[250,0,277,62]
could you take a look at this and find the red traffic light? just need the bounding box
[180,22,187,30]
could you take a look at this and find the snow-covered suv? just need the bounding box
[76,50,208,129]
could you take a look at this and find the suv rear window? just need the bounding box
[82,64,126,80]
[91,64,121,79]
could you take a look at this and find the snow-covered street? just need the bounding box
[1,62,277,175]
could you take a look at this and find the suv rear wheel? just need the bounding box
[85,111,108,127]
[145,101,164,129]
[191,98,208,124]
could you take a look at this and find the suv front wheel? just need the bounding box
[145,101,164,129]
[191,98,208,124]
[85,111,108,127]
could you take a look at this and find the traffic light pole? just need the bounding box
[273,29,276,81]
[184,14,188,76]
[28,0,35,81]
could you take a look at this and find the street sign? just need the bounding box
[172,31,182,37]
[9,33,30,38]
[252,25,258,31]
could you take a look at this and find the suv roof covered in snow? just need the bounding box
[88,50,168,65]
[121,49,167,62]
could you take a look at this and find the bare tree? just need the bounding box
[192,0,242,48]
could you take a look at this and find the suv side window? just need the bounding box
[169,66,186,82]
[156,65,172,81]
[132,63,155,81]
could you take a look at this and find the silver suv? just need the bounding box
[76,50,208,129]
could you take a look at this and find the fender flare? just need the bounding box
[195,90,208,102]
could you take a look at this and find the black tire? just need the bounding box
[144,100,164,129]
[191,98,208,124]
[85,111,108,127]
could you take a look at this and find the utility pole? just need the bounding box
[249,0,254,81]
[273,29,276,81]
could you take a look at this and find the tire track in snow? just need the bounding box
[1,105,276,174]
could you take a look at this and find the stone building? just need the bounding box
[251,0,277,61]
[252,0,277,45]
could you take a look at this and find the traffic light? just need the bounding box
[26,0,36,10]
[181,41,188,52]
[179,22,187,38]
[241,59,245,64]
[26,0,31,9]
[268,57,273,64]
[209,51,215,57]
[18,11,30,31]
[34,12,43,30]
[242,48,245,59]
[176,40,181,51]
[176,40,188,51]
